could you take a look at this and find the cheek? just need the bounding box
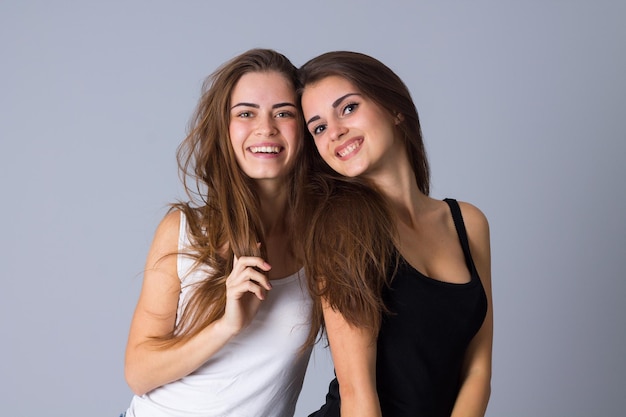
[228,130,247,166]
[283,121,300,143]
[313,138,333,162]
[228,123,247,147]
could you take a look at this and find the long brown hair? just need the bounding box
[296,173,398,345]
[297,51,430,343]
[159,48,306,346]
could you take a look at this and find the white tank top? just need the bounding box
[125,212,313,417]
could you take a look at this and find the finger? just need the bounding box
[225,266,272,291]
[245,268,273,291]
[227,278,268,301]
[226,261,272,288]
[232,255,272,273]
[245,280,268,300]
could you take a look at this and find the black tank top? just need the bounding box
[308,199,488,417]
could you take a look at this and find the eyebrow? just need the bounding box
[305,93,361,126]
[231,102,297,110]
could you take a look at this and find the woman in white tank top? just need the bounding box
[121,49,313,417]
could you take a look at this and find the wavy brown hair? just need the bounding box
[296,172,398,346]
[297,51,430,344]
[158,48,306,346]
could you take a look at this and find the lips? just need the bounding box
[248,145,283,154]
[335,137,363,158]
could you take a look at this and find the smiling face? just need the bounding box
[229,71,301,183]
[301,75,402,180]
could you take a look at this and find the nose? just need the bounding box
[328,122,347,142]
[256,114,278,137]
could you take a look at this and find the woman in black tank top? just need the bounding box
[297,51,493,417]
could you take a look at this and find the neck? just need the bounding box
[254,179,298,279]
[365,151,426,229]
[255,179,290,236]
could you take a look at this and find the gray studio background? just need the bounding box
[1,1,624,416]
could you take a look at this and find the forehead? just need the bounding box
[305,75,356,95]
[301,76,359,111]
[231,71,295,102]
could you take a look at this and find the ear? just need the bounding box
[394,113,404,125]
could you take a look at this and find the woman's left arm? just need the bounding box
[451,202,493,417]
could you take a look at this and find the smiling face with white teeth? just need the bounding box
[229,71,301,183]
[302,75,402,180]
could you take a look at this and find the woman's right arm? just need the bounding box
[322,297,382,417]
[124,211,271,396]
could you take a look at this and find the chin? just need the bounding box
[341,167,368,178]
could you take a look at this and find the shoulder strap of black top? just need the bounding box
[443,198,477,274]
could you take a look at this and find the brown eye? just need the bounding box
[312,124,327,135]
[276,111,295,118]
[343,103,358,115]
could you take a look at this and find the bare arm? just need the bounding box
[322,297,382,417]
[124,211,272,395]
[450,202,493,417]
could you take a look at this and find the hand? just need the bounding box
[221,254,272,335]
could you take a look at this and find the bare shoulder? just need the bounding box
[153,210,182,244]
[456,201,491,280]
[146,209,182,270]
[157,209,182,236]
[456,201,490,238]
